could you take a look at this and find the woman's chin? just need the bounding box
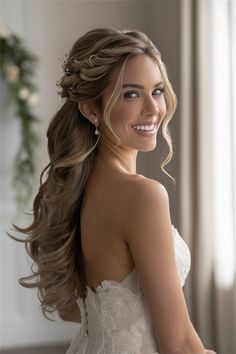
[138,141,157,152]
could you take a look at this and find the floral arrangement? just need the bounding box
[0,23,40,207]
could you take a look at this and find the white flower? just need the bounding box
[20,149,29,161]
[5,63,20,83]
[28,93,40,106]
[0,23,11,39]
[18,87,31,100]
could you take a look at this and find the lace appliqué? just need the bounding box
[66,225,191,354]
[172,225,191,287]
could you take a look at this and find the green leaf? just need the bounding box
[0,26,41,207]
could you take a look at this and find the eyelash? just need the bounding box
[124,88,165,99]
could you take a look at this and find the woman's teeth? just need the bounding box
[132,124,155,131]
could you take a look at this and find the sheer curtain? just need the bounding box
[180,0,236,352]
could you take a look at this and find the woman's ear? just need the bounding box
[78,101,100,124]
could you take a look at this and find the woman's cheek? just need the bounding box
[111,105,135,126]
[162,97,167,115]
[162,104,167,118]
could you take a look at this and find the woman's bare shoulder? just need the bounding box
[120,174,168,205]
[115,174,169,230]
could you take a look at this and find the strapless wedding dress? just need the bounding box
[66,225,191,353]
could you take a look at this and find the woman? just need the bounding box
[13,28,216,353]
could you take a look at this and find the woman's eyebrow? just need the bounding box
[122,82,165,89]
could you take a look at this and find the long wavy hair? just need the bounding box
[11,27,177,320]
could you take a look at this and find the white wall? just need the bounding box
[0,0,180,350]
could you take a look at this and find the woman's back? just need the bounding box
[80,163,145,292]
[67,170,192,353]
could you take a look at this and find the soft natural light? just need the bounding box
[212,1,235,289]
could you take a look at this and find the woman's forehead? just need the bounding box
[109,54,161,88]
[123,54,162,84]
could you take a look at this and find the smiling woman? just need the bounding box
[90,54,167,153]
[10,27,216,353]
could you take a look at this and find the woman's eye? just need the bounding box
[124,91,139,99]
[153,87,165,95]
[123,88,165,99]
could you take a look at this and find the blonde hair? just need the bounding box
[11,27,177,320]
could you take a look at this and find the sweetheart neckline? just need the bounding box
[86,267,137,295]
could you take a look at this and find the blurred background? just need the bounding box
[0,0,235,353]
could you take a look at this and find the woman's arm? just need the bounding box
[58,302,81,323]
[122,178,206,354]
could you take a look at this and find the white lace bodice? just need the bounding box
[66,225,191,354]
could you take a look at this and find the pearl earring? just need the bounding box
[94,118,99,136]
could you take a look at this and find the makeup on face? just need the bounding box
[101,54,167,151]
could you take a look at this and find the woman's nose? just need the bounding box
[141,96,159,117]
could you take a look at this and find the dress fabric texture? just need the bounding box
[66,225,191,354]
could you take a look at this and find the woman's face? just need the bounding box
[101,54,167,152]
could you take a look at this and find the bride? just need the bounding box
[12,27,217,354]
